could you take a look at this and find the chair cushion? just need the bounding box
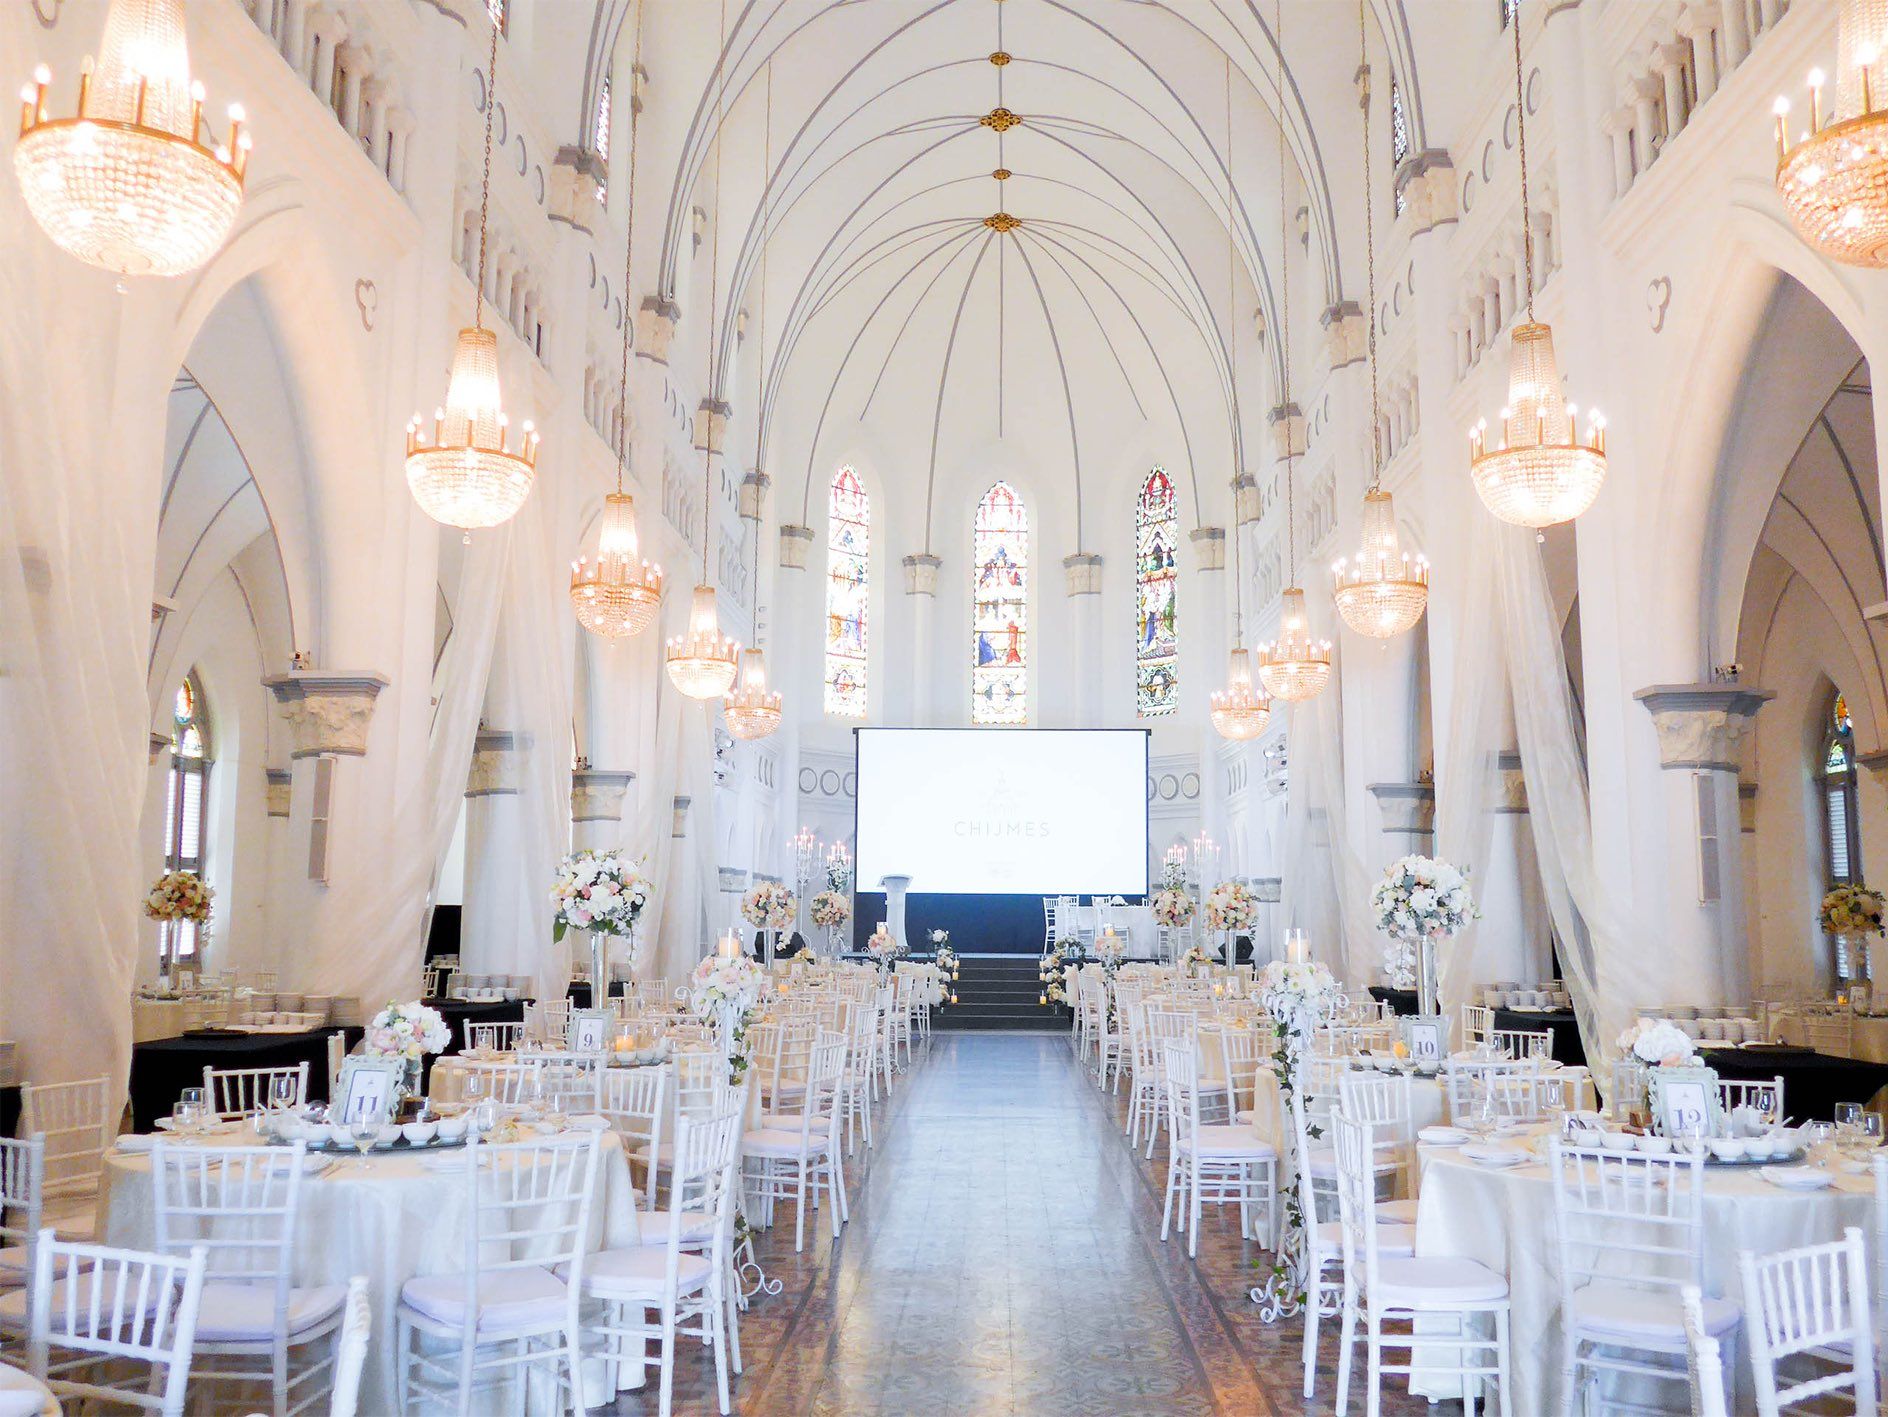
[399,1266,569,1336]
[193,1281,346,1341]
[1316,1221,1415,1258]
[574,1247,711,1299]
[1569,1282,1739,1347]
[763,1111,806,1129]
[634,1209,718,1246]
[743,1127,831,1159]
[1376,1198,1420,1225]
[0,1277,93,1332]
[1234,1108,1257,1125]
[1303,1145,1337,1179]
[1372,1255,1510,1308]
[1178,1126,1277,1159]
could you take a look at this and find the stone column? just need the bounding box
[1480,752,1553,985]
[1682,5,1720,102]
[1633,685,1774,1007]
[261,671,389,894]
[460,730,530,980]
[1368,781,1435,852]
[1655,42,1691,142]
[1062,553,1103,726]
[570,769,635,852]
[1718,0,1750,67]
[903,553,941,726]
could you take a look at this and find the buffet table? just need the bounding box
[1367,986,1419,1017]
[1491,1006,1586,1067]
[1703,1043,1888,1122]
[127,1026,361,1132]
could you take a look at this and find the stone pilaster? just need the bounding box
[635,297,679,364]
[262,671,390,758]
[1368,780,1435,840]
[1189,527,1226,572]
[264,768,292,819]
[571,768,635,823]
[778,524,814,570]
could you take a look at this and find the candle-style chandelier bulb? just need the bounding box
[1257,587,1333,702]
[1334,488,1430,637]
[1210,646,1273,741]
[571,492,664,637]
[665,584,740,699]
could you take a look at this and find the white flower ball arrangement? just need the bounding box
[687,952,766,1021]
[1259,959,1344,1038]
[1180,942,1213,973]
[810,891,851,928]
[1096,932,1128,966]
[550,849,650,941]
[1371,854,1478,944]
[145,869,213,924]
[364,1000,451,1061]
[1616,1017,1699,1069]
[1204,880,1258,932]
[741,880,797,930]
[865,925,904,964]
[1151,888,1196,929]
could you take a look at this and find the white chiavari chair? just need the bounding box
[1485,1027,1552,1063]
[1331,1111,1511,1414]
[759,1017,818,1122]
[1681,1284,1731,1417]
[466,1059,543,1105]
[599,1066,668,1209]
[742,1032,848,1252]
[394,1132,601,1413]
[1807,1012,1854,1055]
[202,1063,309,1122]
[1443,1056,1530,1126]
[420,965,447,999]
[1123,1003,1163,1152]
[0,1136,45,1294]
[22,1236,208,1416]
[1142,1008,1196,1156]
[1338,1071,1421,1226]
[462,1020,523,1053]
[1213,1024,1265,1127]
[1551,1140,1740,1408]
[537,1056,603,1113]
[586,1102,745,1417]
[19,1078,109,1241]
[874,983,897,1097]
[326,1276,371,1417]
[656,1050,730,1208]
[150,1139,345,1415]
[839,999,878,1155]
[325,1034,346,1098]
[522,998,571,1046]
[1158,1043,1276,1258]
[1717,1075,1784,1126]
[1737,1227,1876,1416]
[1460,1003,1494,1047]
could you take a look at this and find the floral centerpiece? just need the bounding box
[1616,1017,1700,1069]
[1180,942,1213,976]
[741,880,798,932]
[1204,880,1258,933]
[1152,887,1196,930]
[688,945,767,1083]
[552,848,651,997]
[1040,937,1085,1006]
[1821,884,1886,987]
[1095,932,1128,969]
[810,891,851,928]
[864,924,904,969]
[145,869,213,925]
[1370,854,1477,1011]
[365,1000,452,1100]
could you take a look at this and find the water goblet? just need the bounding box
[270,1073,298,1113]
[1836,1101,1863,1138]
[1863,1113,1884,1152]
[350,1116,379,1157]
[170,1100,197,1135]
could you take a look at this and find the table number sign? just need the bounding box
[1648,1065,1721,1139]
[1401,1015,1446,1063]
[569,1009,612,1054]
[332,1057,404,1125]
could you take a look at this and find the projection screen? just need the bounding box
[853,728,1149,895]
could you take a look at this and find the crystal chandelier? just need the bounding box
[1775,0,1888,267]
[1468,0,1607,530]
[405,15,537,535]
[1258,586,1333,702]
[1210,646,1272,741]
[570,9,660,637]
[666,585,740,698]
[724,647,782,739]
[15,0,249,279]
[571,492,663,637]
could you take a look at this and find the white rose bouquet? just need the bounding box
[687,953,766,1020]
[551,849,650,940]
[1204,880,1258,932]
[145,869,213,924]
[928,928,951,951]
[1821,883,1886,936]
[810,891,851,928]
[365,1000,451,1061]
[1180,942,1213,973]
[1260,959,1344,1040]
[1372,855,1478,943]
[1616,1017,1699,1069]
[741,881,797,930]
[865,925,904,965]
[1096,933,1128,967]
[1152,888,1196,929]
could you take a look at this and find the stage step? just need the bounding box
[933,954,1066,1033]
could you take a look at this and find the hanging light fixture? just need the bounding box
[1775,0,1888,267]
[571,5,662,637]
[1210,55,1272,743]
[1468,0,1606,530]
[1335,0,1428,639]
[15,0,249,279]
[725,647,783,739]
[405,15,538,536]
[666,0,740,700]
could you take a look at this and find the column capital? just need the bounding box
[903,552,942,595]
[693,399,731,454]
[635,297,679,364]
[262,671,391,758]
[571,768,634,823]
[1234,472,1261,525]
[547,147,604,234]
[1492,749,1528,814]
[1399,150,1458,234]
[671,795,692,838]
[1320,302,1367,367]
[1268,403,1306,458]
[1633,684,1775,770]
[147,731,170,764]
[1367,780,1435,835]
[778,524,815,569]
[1190,526,1226,571]
[466,729,529,797]
[1062,552,1103,596]
[264,767,292,819]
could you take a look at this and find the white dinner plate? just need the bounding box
[1461,1144,1526,1168]
[1760,1166,1835,1191]
[1418,1126,1468,1146]
[114,1134,156,1153]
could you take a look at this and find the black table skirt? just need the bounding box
[0,1086,16,1139]
[129,1026,362,1132]
[1368,986,1419,1017]
[1492,1007,1587,1068]
[565,981,627,1009]
[421,999,527,1089]
[1708,1045,1888,1122]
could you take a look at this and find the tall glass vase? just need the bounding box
[587,929,608,1005]
[1415,936,1440,1017]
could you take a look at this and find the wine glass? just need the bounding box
[350,1115,379,1157]
[170,1100,197,1135]
[1836,1101,1863,1138]
[1862,1113,1883,1153]
[270,1073,298,1114]
[178,1086,207,1134]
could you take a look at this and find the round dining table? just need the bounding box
[100,1123,643,1414]
[1413,1131,1874,1411]
[0,1359,57,1417]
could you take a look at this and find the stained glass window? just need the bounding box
[164,673,210,963]
[487,0,507,34]
[593,74,612,205]
[972,482,1028,725]
[824,466,869,717]
[1826,691,1862,895]
[1135,467,1179,716]
[1390,79,1410,216]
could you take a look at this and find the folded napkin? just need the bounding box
[1760,1166,1834,1191]
[114,1135,157,1154]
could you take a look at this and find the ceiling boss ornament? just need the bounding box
[980,107,1022,132]
[983,211,1020,232]
[15,0,250,280]
[1775,0,1888,266]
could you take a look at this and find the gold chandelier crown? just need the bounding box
[1775,0,1888,266]
[15,0,249,278]
[1334,488,1430,637]
[724,646,783,740]
[406,325,539,531]
[1210,646,1273,741]
[571,492,664,637]
[1257,586,1333,702]
[667,584,741,699]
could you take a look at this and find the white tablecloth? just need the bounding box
[0,1360,57,1417]
[1414,1135,1873,1410]
[101,1130,642,1413]
[1063,904,1161,957]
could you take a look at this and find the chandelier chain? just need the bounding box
[1512,0,1535,318]
[614,0,645,494]
[1359,0,1382,485]
[1275,0,1296,589]
[751,59,774,646]
[701,0,728,583]
[1225,52,1243,645]
[475,10,499,332]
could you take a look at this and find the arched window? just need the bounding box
[593,74,612,205]
[164,674,211,963]
[1135,467,1179,716]
[487,0,508,34]
[972,482,1029,725]
[1825,691,1863,886]
[1389,80,1410,215]
[824,466,869,718]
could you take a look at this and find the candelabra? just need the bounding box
[790,828,820,946]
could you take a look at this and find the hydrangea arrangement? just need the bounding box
[1371,854,1478,943]
[688,952,766,1021]
[1821,883,1886,936]
[364,1000,451,1061]
[741,880,797,931]
[1616,1017,1699,1069]
[144,869,213,924]
[809,891,851,928]
[1151,888,1196,929]
[550,849,650,941]
[1204,880,1258,932]
[928,928,951,951]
